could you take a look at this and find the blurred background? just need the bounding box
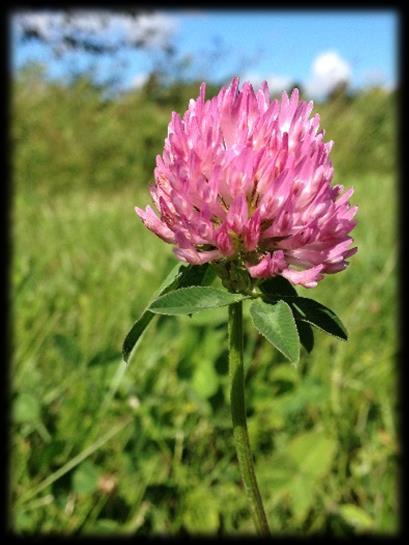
[10,9,398,535]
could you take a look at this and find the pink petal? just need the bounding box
[226,194,248,234]
[243,210,261,251]
[173,247,221,265]
[247,250,287,278]
[281,264,325,288]
[135,206,175,243]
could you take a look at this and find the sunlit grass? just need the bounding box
[11,168,397,534]
[11,64,398,535]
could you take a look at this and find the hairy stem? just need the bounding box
[228,301,270,535]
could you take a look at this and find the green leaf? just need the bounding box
[121,312,155,365]
[296,320,314,353]
[122,263,209,363]
[149,286,248,315]
[259,275,298,298]
[287,431,337,481]
[189,306,227,326]
[178,262,214,288]
[14,393,41,424]
[290,475,317,523]
[88,347,121,367]
[192,360,219,399]
[286,430,337,523]
[53,334,81,365]
[290,297,348,341]
[182,488,219,534]
[92,519,120,534]
[72,460,101,494]
[249,299,300,363]
[339,504,374,531]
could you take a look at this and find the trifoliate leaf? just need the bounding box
[295,320,314,353]
[290,297,348,341]
[122,263,210,363]
[259,275,298,298]
[250,299,300,363]
[149,287,248,315]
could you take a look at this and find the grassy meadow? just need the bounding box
[11,67,398,535]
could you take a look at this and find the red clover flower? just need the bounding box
[136,77,357,289]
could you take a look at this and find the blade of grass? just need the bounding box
[16,416,132,506]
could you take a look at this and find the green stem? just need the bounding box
[228,301,270,535]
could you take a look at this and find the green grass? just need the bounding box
[11,170,398,535]
[11,68,398,535]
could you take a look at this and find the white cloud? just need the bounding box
[241,72,294,94]
[305,50,351,98]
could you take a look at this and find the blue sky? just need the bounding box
[176,10,397,87]
[12,9,398,96]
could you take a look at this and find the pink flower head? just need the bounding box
[136,77,357,288]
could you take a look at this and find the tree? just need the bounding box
[15,9,177,55]
[13,9,179,91]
